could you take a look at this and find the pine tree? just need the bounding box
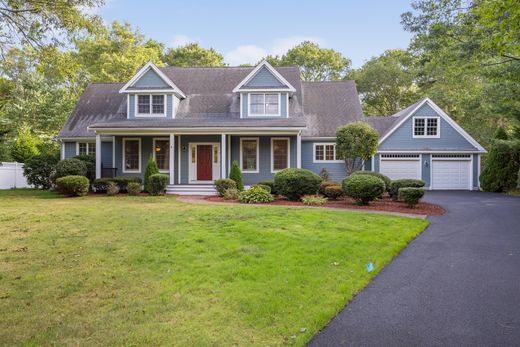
[144,156,159,192]
[229,160,244,191]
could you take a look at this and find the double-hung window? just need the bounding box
[137,95,165,116]
[314,143,340,162]
[413,117,439,137]
[153,138,169,172]
[77,142,96,156]
[123,138,141,173]
[249,93,279,116]
[271,138,289,172]
[240,138,259,172]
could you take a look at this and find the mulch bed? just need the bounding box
[205,195,445,216]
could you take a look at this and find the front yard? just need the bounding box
[0,190,428,346]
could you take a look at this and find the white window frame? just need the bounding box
[76,142,96,156]
[271,137,290,173]
[122,138,142,173]
[135,94,166,117]
[152,137,170,173]
[413,116,440,138]
[313,143,342,163]
[247,93,281,117]
[239,137,260,173]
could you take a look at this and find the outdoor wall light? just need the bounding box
[424,161,429,167]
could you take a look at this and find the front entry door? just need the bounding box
[197,145,213,180]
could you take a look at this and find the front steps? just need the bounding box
[166,184,217,196]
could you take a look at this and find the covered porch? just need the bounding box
[92,130,303,192]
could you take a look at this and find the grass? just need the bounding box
[0,189,428,346]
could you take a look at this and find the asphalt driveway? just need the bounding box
[308,191,520,346]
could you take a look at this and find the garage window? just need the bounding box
[413,117,439,138]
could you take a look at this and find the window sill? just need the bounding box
[313,160,344,164]
[242,170,259,174]
[122,169,141,173]
[412,135,440,139]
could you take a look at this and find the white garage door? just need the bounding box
[432,156,471,190]
[380,154,421,180]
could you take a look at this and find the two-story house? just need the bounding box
[57,60,485,194]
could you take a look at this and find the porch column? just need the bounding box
[95,134,101,179]
[297,131,302,168]
[221,133,227,178]
[169,134,175,185]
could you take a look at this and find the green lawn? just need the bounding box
[0,190,428,346]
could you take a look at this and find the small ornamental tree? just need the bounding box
[10,124,41,162]
[144,156,159,192]
[336,121,379,175]
[23,152,60,189]
[229,160,244,191]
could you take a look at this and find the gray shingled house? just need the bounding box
[57,60,485,194]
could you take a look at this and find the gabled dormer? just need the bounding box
[233,60,296,118]
[119,62,185,119]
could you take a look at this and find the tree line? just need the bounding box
[0,0,518,162]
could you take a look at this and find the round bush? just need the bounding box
[342,175,385,205]
[93,178,111,192]
[239,186,274,203]
[54,158,88,182]
[398,187,425,208]
[389,179,425,200]
[106,181,120,196]
[351,171,391,192]
[55,175,89,197]
[148,174,169,196]
[74,154,95,182]
[274,168,321,201]
[252,183,271,193]
[324,185,344,200]
[223,188,239,200]
[127,182,141,196]
[214,178,237,197]
[257,180,277,195]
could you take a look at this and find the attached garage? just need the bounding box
[431,154,472,190]
[380,154,421,180]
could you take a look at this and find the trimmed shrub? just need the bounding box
[252,183,271,193]
[324,185,344,200]
[144,157,160,192]
[301,194,328,206]
[148,174,169,196]
[319,168,330,181]
[92,178,111,192]
[23,152,59,189]
[74,154,95,182]
[480,140,520,192]
[55,175,89,197]
[54,158,88,182]
[127,182,141,196]
[389,179,425,200]
[111,176,142,192]
[214,178,237,197]
[223,188,239,200]
[229,160,244,191]
[319,181,340,195]
[258,180,277,195]
[274,168,321,201]
[351,171,391,192]
[342,175,385,205]
[106,181,120,196]
[239,186,274,203]
[398,187,425,208]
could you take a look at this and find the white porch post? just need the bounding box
[221,133,227,178]
[169,134,175,185]
[296,131,302,168]
[95,134,102,179]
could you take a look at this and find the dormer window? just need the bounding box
[137,94,165,116]
[249,93,280,116]
[413,117,439,138]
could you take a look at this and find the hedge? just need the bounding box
[214,178,237,197]
[398,187,425,208]
[342,175,385,205]
[148,174,169,196]
[55,175,89,197]
[480,140,520,192]
[273,168,321,201]
[389,179,425,200]
[351,171,391,192]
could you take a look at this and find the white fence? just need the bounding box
[0,162,32,189]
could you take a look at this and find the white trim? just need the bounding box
[240,93,243,118]
[379,153,422,181]
[188,142,221,182]
[285,93,289,117]
[57,137,111,141]
[177,135,181,184]
[379,98,486,152]
[227,135,231,175]
[119,62,186,98]
[126,94,129,119]
[135,94,167,117]
[232,60,296,93]
[95,135,101,179]
[60,143,65,160]
[112,136,116,168]
[377,150,482,154]
[239,137,260,173]
[122,138,142,173]
[302,137,336,141]
[412,116,440,138]
[221,134,227,179]
[89,126,305,133]
[247,92,282,117]
[152,137,170,173]
[477,154,481,189]
[169,134,175,185]
[431,156,473,190]
[312,143,343,163]
[75,141,96,156]
[371,156,375,172]
[271,137,290,173]
[296,131,301,168]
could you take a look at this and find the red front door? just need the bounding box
[197,145,213,181]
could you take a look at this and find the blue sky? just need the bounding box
[97,0,414,68]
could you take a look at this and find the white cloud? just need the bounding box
[224,36,324,66]
[225,45,267,66]
[171,34,198,48]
